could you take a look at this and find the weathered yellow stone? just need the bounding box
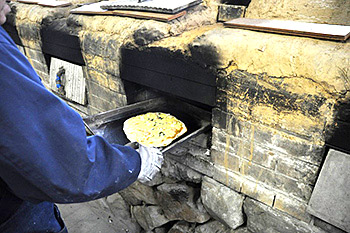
[246,0,350,25]
[250,104,324,140]
[150,25,220,54]
[86,68,109,87]
[206,28,350,94]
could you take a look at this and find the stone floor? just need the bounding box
[58,203,120,233]
[58,202,251,233]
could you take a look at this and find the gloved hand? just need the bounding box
[137,145,163,183]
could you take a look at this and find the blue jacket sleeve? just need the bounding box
[0,27,141,203]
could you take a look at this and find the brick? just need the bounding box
[81,33,103,56]
[211,128,239,156]
[104,37,122,61]
[274,193,312,223]
[213,165,242,192]
[244,197,320,233]
[212,107,228,130]
[86,69,109,87]
[17,23,41,41]
[108,78,125,94]
[88,105,103,115]
[30,59,48,74]
[212,113,324,165]
[241,179,275,207]
[88,93,126,112]
[212,127,277,170]
[240,160,313,201]
[25,48,47,65]
[86,79,117,101]
[211,148,240,172]
[275,156,319,184]
[103,59,120,77]
[84,55,107,72]
[22,40,42,51]
[84,55,119,77]
[167,143,214,178]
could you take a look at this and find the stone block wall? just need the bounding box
[5,0,350,232]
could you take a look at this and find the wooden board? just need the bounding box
[113,10,186,22]
[224,18,350,41]
[17,0,39,4]
[49,57,86,105]
[38,1,71,7]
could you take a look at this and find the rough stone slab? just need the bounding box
[167,142,214,177]
[217,4,245,22]
[195,220,250,233]
[201,176,245,230]
[307,149,350,232]
[161,156,203,183]
[244,198,324,233]
[132,205,170,231]
[168,221,196,233]
[118,181,158,206]
[156,183,210,223]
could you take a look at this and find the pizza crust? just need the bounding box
[123,112,187,147]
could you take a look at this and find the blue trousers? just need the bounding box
[0,201,67,233]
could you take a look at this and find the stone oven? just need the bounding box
[3,0,350,232]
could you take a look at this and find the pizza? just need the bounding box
[123,112,187,147]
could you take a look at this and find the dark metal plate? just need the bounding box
[83,97,211,152]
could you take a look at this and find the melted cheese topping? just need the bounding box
[123,112,187,147]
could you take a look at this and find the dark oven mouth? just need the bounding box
[83,97,212,152]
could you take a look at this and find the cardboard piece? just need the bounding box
[224,18,350,41]
[113,10,186,22]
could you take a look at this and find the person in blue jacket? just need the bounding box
[0,1,163,232]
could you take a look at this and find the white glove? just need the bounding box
[137,145,163,183]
